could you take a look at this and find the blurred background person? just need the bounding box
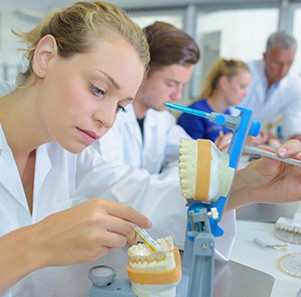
[238,31,301,143]
[177,58,251,151]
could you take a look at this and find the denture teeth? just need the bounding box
[128,236,176,272]
[178,139,197,199]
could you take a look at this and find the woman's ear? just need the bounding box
[218,75,228,90]
[32,34,58,78]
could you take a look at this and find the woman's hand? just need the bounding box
[232,139,301,209]
[215,132,233,152]
[0,199,151,291]
[30,198,151,266]
[245,130,272,146]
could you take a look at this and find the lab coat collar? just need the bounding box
[33,144,51,211]
[123,104,138,124]
[122,104,143,144]
[145,108,165,128]
[262,59,291,89]
[0,124,52,213]
[123,104,159,127]
[0,123,28,210]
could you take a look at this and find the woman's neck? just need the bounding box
[0,92,38,214]
[206,92,229,113]
[0,90,43,159]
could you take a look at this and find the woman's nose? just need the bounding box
[94,108,116,130]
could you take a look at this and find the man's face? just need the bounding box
[263,46,296,85]
[135,64,194,112]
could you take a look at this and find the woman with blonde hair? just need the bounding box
[178,57,251,142]
[0,1,151,295]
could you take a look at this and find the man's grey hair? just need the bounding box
[266,31,297,53]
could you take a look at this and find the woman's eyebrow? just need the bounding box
[96,69,120,90]
[96,69,135,102]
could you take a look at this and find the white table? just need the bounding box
[230,220,301,297]
[22,219,299,297]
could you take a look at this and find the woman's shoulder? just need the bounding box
[190,98,211,111]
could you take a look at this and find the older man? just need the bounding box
[240,31,301,141]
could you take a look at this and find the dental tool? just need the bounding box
[131,224,164,256]
[167,102,301,167]
[252,237,288,250]
[244,145,301,166]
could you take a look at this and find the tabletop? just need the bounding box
[230,219,301,297]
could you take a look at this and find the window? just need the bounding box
[129,11,183,29]
[193,8,279,99]
[292,6,301,74]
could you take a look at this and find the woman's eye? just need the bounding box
[116,105,126,113]
[91,84,105,97]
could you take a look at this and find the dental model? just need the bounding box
[179,138,235,202]
[274,214,301,244]
[126,236,181,297]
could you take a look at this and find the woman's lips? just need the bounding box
[77,128,100,145]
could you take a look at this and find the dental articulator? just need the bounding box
[88,103,300,297]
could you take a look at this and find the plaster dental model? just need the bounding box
[179,138,235,202]
[126,236,181,297]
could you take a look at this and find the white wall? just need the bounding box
[293,7,301,74]
[0,1,300,88]
[0,0,45,82]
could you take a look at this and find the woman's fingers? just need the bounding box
[215,132,232,152]
[29,198,152,267]
[277,139,301,158]
[102,199,152,229]
[90,198,151,244]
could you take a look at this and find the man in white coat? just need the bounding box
[240,31,301,142]
[94,21,200,174]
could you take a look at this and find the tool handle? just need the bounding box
[244,145,301,166]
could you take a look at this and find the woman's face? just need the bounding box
[37,37,145,153]
[222,69,252,106]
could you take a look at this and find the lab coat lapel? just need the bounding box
[127,104,143,146]
[0,128,28,210]
[142,110,160,172]
[34,144,51,202]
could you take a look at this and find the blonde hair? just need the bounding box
[200,58,249,98]
[14,1,150,86]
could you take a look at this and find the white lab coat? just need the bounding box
[94,104,190,174]
[0,122,236,297]
[238,60,301,139]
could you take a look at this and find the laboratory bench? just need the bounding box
[230,219,301,297]
[93,218,301,297]
[31,214,300,297]
[86,219,301,297]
